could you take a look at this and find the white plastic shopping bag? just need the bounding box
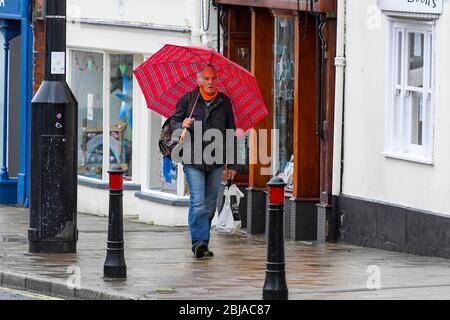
[214,184,244,234]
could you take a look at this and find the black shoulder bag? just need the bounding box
[158,92,200,160]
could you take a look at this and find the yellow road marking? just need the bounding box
[0,287,63,300]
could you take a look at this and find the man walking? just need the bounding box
[171,65,237,259]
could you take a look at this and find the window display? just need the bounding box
[280,155,294,191]
[161,157,178,193]
[273,16,295,176]
[109,54,134,180]
[233,46,251,176]
[73,51,104,179]
[73,51,135,181]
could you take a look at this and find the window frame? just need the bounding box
[68,48,136,182]
[384,19,435,165]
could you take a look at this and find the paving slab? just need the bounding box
[1,205,450,300]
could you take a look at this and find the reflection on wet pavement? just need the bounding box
[1,206,450,299]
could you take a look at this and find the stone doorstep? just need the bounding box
[0,270,137,300]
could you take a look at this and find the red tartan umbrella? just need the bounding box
[133,44,268,132]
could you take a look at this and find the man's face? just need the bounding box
[199,66,218,95]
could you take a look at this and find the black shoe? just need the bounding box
[194,242,208,259]
[204,249,214,258]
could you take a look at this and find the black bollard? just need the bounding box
[103,166,127,279]
[263,176,288,300]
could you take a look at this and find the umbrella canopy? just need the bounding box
[133,44,268,131]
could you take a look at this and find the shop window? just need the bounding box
[142,52,186,197]
[72,51,104,179]
[147,112,187,197]
[72,50,135,181]
[232,46,251,176]
[273,16,295,188]
[385,21,434,163]
[109,54,133,180]
[234,47,251,72]
[161,155,178,193]
[226,6,252,179]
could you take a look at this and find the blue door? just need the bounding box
[0,0,32,207]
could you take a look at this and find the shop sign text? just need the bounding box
[378,0,443,15]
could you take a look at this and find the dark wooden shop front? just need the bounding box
[215,0,337,242]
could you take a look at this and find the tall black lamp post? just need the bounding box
[29,0,78,253]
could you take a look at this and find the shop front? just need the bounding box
[67,30,190,222]
[215,0,337,241]
[0,0,33,207]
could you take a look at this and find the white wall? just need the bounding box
[137,199,189,226]
[67,24,191,55]
[77,185,139,217]
[67,0,220,53]
[342,0,450,215]
[68,0,192,27]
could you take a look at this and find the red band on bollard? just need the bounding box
[269,186,285,205]
[109,173,123,191]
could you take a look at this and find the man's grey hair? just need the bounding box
[197,65,216,85]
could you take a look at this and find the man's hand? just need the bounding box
[227,169,237,181]
[182,118,195,129]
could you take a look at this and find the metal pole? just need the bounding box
[29,0,78,253]
[263,176,288,300]
[104,166,127,279]
[1,40,9,180]
[216,3,221,54]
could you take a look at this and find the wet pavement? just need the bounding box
[1,205,450,299]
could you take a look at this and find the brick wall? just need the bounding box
[33,0,45,94]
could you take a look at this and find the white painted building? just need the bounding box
[66,0,220,226]
[334,0,450,258]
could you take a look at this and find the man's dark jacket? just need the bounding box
[170,87,237,172]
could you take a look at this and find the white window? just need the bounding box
[385,21,435,164]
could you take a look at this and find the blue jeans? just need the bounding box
[184,165,224,250]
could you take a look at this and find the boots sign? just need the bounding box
[378,0,443,15]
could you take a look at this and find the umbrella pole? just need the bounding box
[179,93,200,144]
